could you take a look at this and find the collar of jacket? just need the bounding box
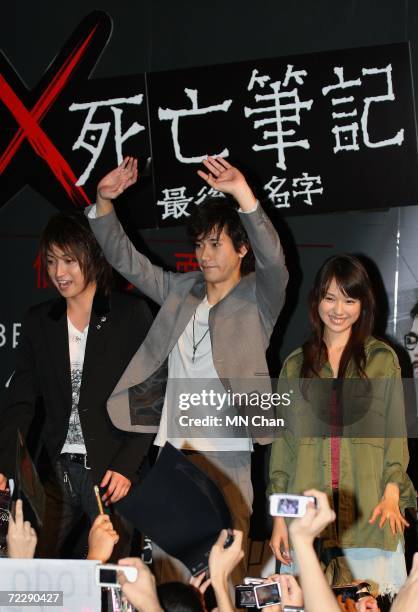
[284,336,393,379]
[47,291,111,321]
[189,271,254,303]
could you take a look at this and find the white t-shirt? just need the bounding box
[61,318,88,455]
[155,297,253,452]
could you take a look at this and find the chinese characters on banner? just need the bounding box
[1,16,417,229]
[148,42,418,226]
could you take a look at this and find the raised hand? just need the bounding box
[87,514,119,562]
[209,528,244,586]
[118,557,163,612]
[289,489,336,545]
[97,157,138,203]
[7,499,37,559]
[197,156,257,211]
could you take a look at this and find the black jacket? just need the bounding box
[0,291,155,486]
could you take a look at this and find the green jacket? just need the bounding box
[268,337,416,550]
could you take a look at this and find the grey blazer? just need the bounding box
[88,204,288,443]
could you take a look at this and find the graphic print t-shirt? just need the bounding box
[61,317,88,455]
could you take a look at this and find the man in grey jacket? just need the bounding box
[88,155,288,581]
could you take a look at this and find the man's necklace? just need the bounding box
[192,310,210,363]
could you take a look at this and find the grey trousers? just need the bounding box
[152,449,253,586]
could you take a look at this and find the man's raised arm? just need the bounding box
[95,157,138,216]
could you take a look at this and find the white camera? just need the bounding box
[269,494,316,517]
[95,563,138,588]
[254,581,281,608]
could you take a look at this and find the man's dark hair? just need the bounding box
[186,196,255,275]
[411,302,418,319]
[39,212,113,293]
[157,582,204,612]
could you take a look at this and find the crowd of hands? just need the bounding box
[5,492,418,612]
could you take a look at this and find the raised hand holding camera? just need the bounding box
[269,494,317,518]
[289,489,336,544]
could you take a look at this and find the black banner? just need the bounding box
[1,12,417,228]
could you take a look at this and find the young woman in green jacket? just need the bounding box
[268,254,416,595]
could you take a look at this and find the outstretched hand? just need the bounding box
[97,156,138,202]
[369,483,408,535]
[198,156,256,210]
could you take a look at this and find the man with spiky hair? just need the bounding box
[0,212,155,557]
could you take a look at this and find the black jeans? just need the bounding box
[36,456,132,560]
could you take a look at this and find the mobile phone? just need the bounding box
[254,581,281,608]
[95,564,138,588]
[269,494,316,517]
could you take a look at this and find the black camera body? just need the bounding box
[235,583,258,608]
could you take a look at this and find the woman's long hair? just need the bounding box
[301,255,375,379]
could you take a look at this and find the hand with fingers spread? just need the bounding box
[118,557,163,612]
[96,156,138,215]
[270,516,292,565]
[100,470,131,505]
[6,499,37,558]
[368,483,408,536]
[87,513,119,562]
[197,156,257,211]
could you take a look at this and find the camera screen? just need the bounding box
[277,497,299,515]
[99,569,118,585]
[240,590,256,605]
[255,583,281,606]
